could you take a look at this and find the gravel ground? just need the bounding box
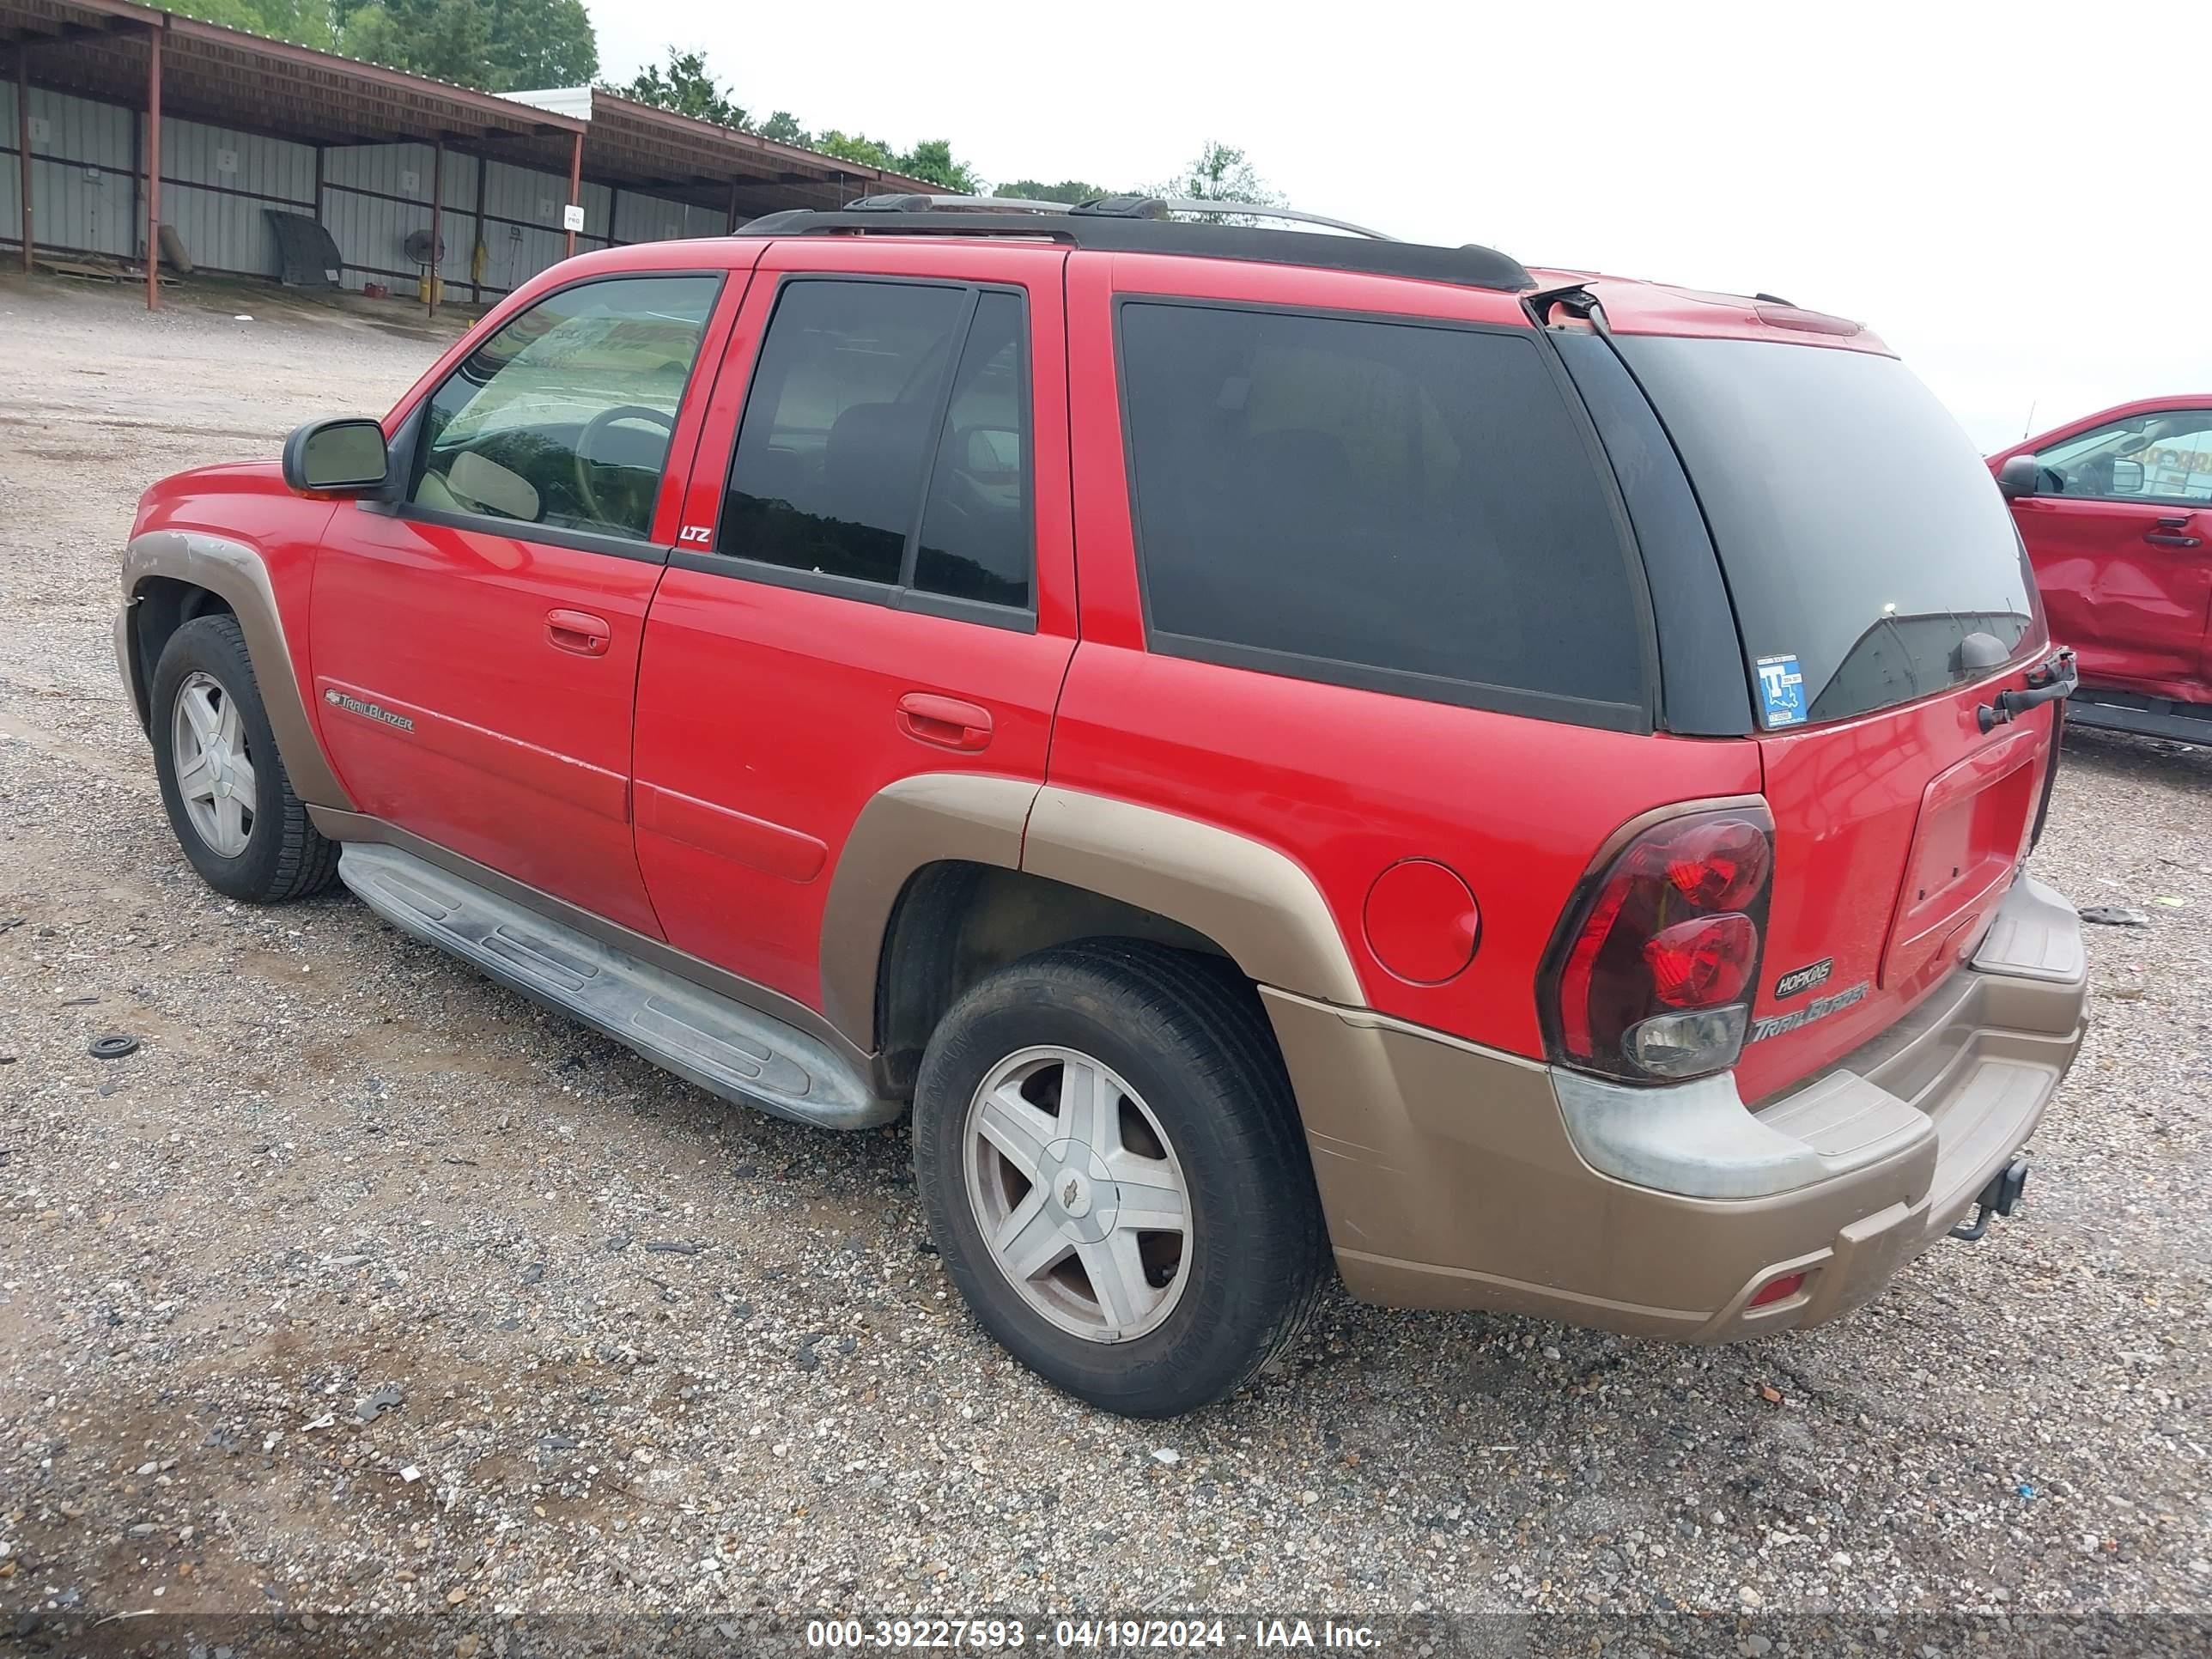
[1,273,2208,1647]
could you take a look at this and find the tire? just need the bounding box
[149,613,339,903]
[913,939,1326,1417]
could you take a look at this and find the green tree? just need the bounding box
[483,0,598,89]
[995,178,1121,205]
[613,46,748,128]
[758,111,811,148]
[815,131,900,171]
[339,0,488,86]
[811,130,981,190]
[331,0,595,91]
[896,139,979,194]
[167,0,337,48]
[593,44,988,184]
[1158,140,1283,207]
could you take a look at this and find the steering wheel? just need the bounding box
[574,404,677,529]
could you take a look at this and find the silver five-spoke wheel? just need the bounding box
[915,942,1324,1413]
[963,1045,1192,1343]
[169,669,257,857]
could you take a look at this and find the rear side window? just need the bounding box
[1116,301,1646,721]
[714,279,1034,614]
[915,294,1030,606]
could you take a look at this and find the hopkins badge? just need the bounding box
[1773,957,1833,1000]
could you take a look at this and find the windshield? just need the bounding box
[1616,335,2040,727]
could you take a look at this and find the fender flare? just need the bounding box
[1021,786,1364,1005]
[119,529,356,811]
[817,773,1034,1044]
[817,776,1363,1048]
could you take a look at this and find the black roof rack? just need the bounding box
[736,195,1534,294]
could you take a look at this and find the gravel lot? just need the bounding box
[1,273,2207,1646]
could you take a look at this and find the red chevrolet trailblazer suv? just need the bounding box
[117,195,2087,1417]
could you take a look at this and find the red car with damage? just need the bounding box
[1991,395,2212,744]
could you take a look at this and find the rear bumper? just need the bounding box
[1267,872,2087,1342]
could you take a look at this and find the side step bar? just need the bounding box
[338,843,898,1131]
[2064,690,2212,748]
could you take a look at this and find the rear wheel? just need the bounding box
[150,614,338,903]
[913,940,1325,1417]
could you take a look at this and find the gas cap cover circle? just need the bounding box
[1363,859,1480,985]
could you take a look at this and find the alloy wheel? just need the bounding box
[962,1045,1194,1343]
[169,670,257,858]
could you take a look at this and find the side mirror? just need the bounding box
[1995,453,2042,501]
[283,417,390,494]
[2108,457,2143,495]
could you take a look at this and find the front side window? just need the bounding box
[411,275,720,542]
[714,279,1035,611]
[2034,410,2212,503]
[1116,302,1645,717]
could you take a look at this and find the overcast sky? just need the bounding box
[587,0,2206,452]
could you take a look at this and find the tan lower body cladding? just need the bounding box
[1261,880,2087,1343]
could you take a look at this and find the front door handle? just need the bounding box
[896,691,994,751]
[2145,518,2201,549]
[546,609,611,657]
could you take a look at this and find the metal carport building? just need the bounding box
[1,0,935,310]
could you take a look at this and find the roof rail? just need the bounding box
[736,202,1533,294]
[841,191,1398,241]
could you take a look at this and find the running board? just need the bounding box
[338,843,897,1131]
[2065,690,2212,747]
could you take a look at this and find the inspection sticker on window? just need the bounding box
[1754,653,1808,728]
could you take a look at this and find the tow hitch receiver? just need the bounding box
[1948,1155,2030,1243]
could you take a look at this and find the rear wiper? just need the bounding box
[1978,648,2076,732]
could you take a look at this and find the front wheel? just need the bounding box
[149,613,338,903]
[912,940,1326,1417]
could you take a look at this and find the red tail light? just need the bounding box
[1645,913,1757,1006]
[1541,805,1776,1083]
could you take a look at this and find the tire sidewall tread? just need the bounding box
[149,613,337,904]
[914,939,1326,1417]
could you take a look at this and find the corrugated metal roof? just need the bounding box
[506,88,940,210]
[2,0,583,161]
[2,0,936,214]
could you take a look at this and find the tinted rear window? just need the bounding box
[1616,335,2039,726]
[1118,302,1647,723]
[713,279,1035,615]
[719,279,966,586]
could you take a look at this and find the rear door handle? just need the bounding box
[2146,516,2202,549]
[546,609,611,657]
[896,691,993,751]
